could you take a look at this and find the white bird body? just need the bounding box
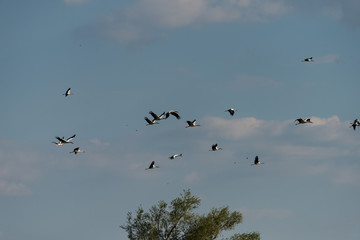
[70,147,85,154]
[210,144,222,151]
[185,120,200,128]
[302,57,314,62]
[225,108,237,116]
[251,156,264,166]
[52,141,64,146]
[145,117,159,125]
[145,161,159,170]
[169,154,182,159]
[295,118,312,125]
[55,134,76,144]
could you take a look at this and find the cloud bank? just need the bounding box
[88,0,290,45]
[80,0,360,46]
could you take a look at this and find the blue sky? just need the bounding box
[1,0,360,239]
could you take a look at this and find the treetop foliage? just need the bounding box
[121,189,260,240]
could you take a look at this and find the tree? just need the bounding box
[121,189,260,240]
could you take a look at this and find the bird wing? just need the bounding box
[186,121,192,126]
[149,161,155,168]
[56,137,66,143]
[170,111,181,119]
[254,156,259,164]
[67,134,76,141]
[145,117,152,124]
[159,112,166,119]
[149,111,159,119]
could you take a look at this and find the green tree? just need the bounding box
[121,189,260,240]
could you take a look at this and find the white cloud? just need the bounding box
[203,117,264,140]
[0,180,32,196]
[287,0,360,28]
[91,0,290,44]
[201,115,360,186]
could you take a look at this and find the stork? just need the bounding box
[350,119,360,130]
[251,156,264,166]
[52,141,64,146]
[302,57,314,62]
[55,134,76,144]
[169,154,182,159]
[63,88,72,97]
[225,108,237,116]
[145,117,159,126]
[210,143,222,151]
[145,161,159,170]
[185,120,200,128]
[149,111,166,121]
[165,110,181,120]
[70,147,85,154]
[294,118,312,125]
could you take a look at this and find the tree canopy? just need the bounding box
[121,189,260,240]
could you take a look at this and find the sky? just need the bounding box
[1,0,360,239]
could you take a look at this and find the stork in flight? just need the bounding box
[251,156,264,166]
[302,57,314,62]
[70,147,85,154]
[225,108,237,116]
[145,117,159,126]
[185,120,200,128]
[169,154,182,159]
[165,110,181,120]
[149,111,166,121]
[55,134,76,144]
[294,118,313,125]
[350,119,360,130]
[210,143,222,151]
[63,88,72,97]
[145,161,159,170]
[52,141,64,146]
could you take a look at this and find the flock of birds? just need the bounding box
[52,88,85,155]
[55,58,359,171]
[142,57,359,170]
[142,108,316,170]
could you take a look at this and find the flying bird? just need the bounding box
[210,143,222,151]
[251,156,264,166]
[145,161,159,170]
[225,108,237,116]
[145,117,159,126]
[302,57,314,62]
[70,147,85,154]
[165,110,181,120]
[52,141,64,146]
[294,118,313,125]
[350,119,360,130]
[185,120,200,128]
[169,154,182,159]
[63,88,72,97]
[55,134,76,144]
[149,111,166,121]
